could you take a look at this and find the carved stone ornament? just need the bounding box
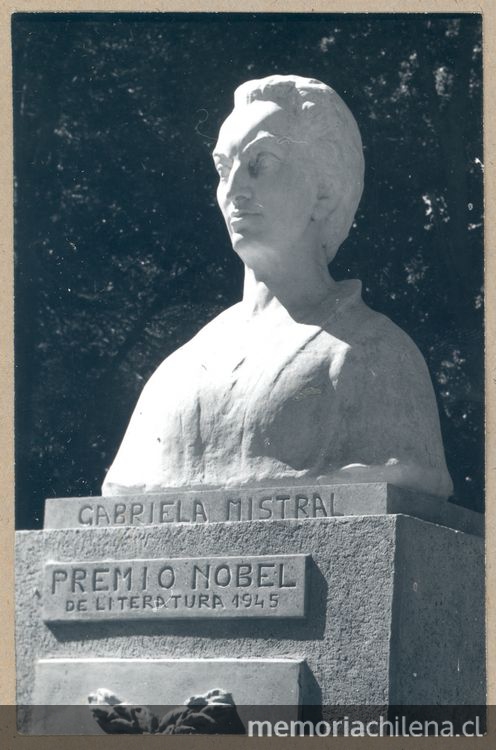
[87,687,245,734]
[102,75,453,501]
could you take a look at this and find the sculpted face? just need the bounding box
[213,100,322,273]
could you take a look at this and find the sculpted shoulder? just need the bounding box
[356,306,438,394]
[320,298,453,499]
[144,303,244,382]
[320,295,431,375]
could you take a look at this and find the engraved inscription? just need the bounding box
[225,491,336,521]
[43,555,308,622]
[45,486,345,528]
[77,498,209,526]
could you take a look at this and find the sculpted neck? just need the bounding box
[241,252,339,322]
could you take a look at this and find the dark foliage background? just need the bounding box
[13,13,483,529]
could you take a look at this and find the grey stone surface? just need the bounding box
[45,482,482,535]
[16,515,484,709]
[29,657,303,733]
[42,554,308,622]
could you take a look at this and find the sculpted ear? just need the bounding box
[311,180,339,222]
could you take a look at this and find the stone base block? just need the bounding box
[44,482,483,536]
[16,514,484,732]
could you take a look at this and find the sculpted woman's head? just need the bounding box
[213,75,365,269]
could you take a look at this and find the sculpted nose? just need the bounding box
[226,162,252,203]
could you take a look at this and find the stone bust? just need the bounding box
[102,75,453,500]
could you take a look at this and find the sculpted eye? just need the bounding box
[214,160,230,180]
[248,152,280,178]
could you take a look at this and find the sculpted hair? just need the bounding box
[234,75,365,259]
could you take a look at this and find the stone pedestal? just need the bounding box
[16,487,485,732]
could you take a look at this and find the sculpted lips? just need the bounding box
[229,210,261,228]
